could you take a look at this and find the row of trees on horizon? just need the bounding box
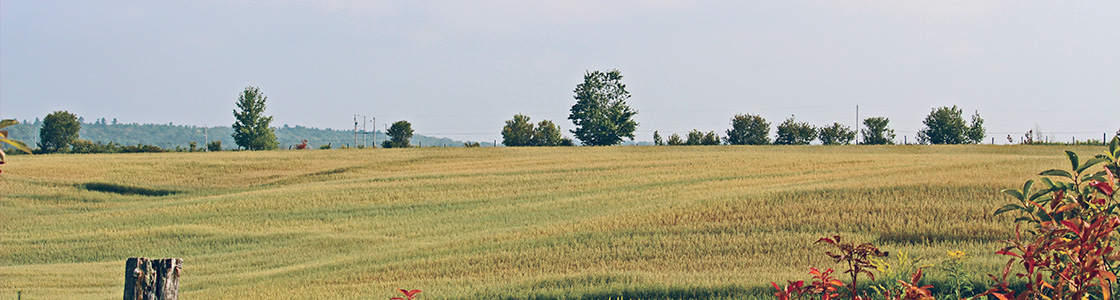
[6,69,1118,154]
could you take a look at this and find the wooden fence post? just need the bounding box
[124,257,181,300]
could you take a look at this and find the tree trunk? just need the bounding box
[124,257,181,300]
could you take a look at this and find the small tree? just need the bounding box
[568,69,638,146]
[532,120,567,146]
[382,120,413,148]
[667,133,684,146]
[702,131,720,145]
[774,116,816,145]
[725,114,770,145]
[231,86,278,150]
[501,114,535,147]
[38,111,81,153]
[917,106,983,145]
[860,117,895,145]
[818,123,855,145]
[206,141,222,151]
[686,129,705,145]
[653,131,663,146]
[965,111,985,144]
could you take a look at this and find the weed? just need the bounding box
[818,235,888,299]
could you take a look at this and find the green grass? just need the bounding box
[0,145,1106,299]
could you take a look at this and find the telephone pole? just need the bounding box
[855,105,860,144]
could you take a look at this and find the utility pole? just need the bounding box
[354,115,359,148]
[362,115,367,147]
[855,105,860,144]
[371,117,376,147]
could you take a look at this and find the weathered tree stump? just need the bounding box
[124,257,181,300]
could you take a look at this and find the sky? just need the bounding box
[2,1,1118,144]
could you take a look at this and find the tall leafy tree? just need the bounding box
[231,86,278,150]
[667,133,684,146]
[917,106,984,144]
[653,131,663,146]
[501,114,535,147]
[774,116,816,145]
[725,114,770,145]
[38,110,80,153]
[568,70,638,146]
[860,117,896,145]
[382,120,414,148]
[818,123,856,145]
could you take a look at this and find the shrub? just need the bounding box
[986,137,1120,300]
[207,140,222,151]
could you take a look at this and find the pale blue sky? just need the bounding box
[2,1,1118,143]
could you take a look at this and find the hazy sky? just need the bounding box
[2,1,1118,144]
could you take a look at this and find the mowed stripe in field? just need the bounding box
[0,145,1098,299]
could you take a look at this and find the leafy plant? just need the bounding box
[773,268,845,300]
[817,235,888,300]
[870,250,932,298]
[937,251,973,300]
[878,269,935,300]
[391,289,421,300]
[295,139,309,150]
[986,137,1120,300]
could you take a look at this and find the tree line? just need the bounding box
[13,69,1111,154]
[502,69,991,147]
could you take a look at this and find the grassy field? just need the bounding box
[0,145,1106,299]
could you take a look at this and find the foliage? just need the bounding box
[207,140,222,151]
[937,250,973,300]
[533,120,572,147]
[295,140,309,150]
[917,106,984,145]
[667,133,684,146]
[965,112,985,144]
[319,143,332,150]
[463,142,480,148]
[502,114,535,147]
[382,120,414,148]
[568,69,638,146]
[775,116,817,145]
[391,289,421,300]
[818,123,856,145]
[878,269,935,300]
[861,117,896,145]
[502,115,571,147]
[725,114,771,145]
[870,250,932,298]
[685,130,718,145]
[231,86,278,150]
[653,131,663,146]
[38,111,81,153]
[817,235,888,300]
[773,268,845,300]
[988,137,1120,300]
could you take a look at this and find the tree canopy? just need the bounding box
[774,116,816,145]
[568,70,638,146]
[818,123,855,145]
[231,86,278,150]
[501,114,535,147]
[725,114,770,145]
[38,111,80,153]
[917,106,985,144]
[382,120,414,148]
[860,117,896,145]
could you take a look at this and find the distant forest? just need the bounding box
[4,118,482,150]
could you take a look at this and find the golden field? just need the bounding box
[0,145,1106,299]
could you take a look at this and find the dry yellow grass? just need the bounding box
[0,145,1104,299]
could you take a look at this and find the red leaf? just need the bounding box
[1091,180,1115,197]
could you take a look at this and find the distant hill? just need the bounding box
[3,119,491,150]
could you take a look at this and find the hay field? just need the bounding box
[0,145,1104,299]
